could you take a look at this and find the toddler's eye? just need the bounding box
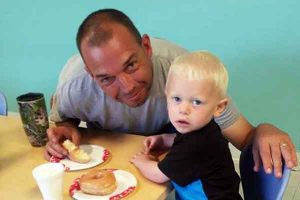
[172,97,181,102]
[192,100,202,106]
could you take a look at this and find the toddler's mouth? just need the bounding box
[177,120,190,125]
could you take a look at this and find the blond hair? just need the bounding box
[167,51,228,98]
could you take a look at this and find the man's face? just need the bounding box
[81,24,153,107]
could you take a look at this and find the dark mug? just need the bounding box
[16,93,49,146]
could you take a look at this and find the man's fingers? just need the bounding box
[47,128,58,143]
[258,145,273,174]
[71,131,81,146]
[44,149,51,160]
[45,143,65,158]
[251,124,298,175]
[49,140,68,156]
[270,144,282,178]
[280,141,297,168]
[252,147,262,172]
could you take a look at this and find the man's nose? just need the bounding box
[118,73,134,93]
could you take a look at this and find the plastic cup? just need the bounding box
[32,163,64,200]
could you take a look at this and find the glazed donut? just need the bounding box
[80,169,117,195]
[62,139,91,163]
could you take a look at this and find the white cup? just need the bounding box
[32,163,64,200]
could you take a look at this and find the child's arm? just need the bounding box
[144,134,176,155]
[130,152,169,183]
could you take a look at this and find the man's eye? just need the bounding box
[126,62,137,73]
[172,97,181,102]
[192,100,202,106]
[100,77,115,85]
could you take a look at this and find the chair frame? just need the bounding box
[0,91,8,116]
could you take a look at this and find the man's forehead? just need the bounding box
[81,26,141,75]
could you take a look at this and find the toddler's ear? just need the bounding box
[213,98,228,117]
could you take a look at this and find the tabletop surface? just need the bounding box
[0,116,171,200]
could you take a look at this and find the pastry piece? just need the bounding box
[62,139,91,163]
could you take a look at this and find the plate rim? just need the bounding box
[49,144,110,171]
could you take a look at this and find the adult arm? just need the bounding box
[44,54,88,160]
[222,114,297,178]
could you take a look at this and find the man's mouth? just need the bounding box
[118,86,149,107]
[126,90,140,102]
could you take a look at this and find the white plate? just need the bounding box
[70,169,137,200]
[50,145,110,171]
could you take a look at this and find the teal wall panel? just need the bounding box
[0,0,299,149]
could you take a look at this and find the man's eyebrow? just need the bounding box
[94,54,136,78]
[95,73,108,79]
[123,54,135,67]
[93,65,114,78]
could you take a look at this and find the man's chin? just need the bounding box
[123,98,147,107]
[119,90,149,107]
[118,94,147,107]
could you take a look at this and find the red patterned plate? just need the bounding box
[50,145,110,171]
[69,169,137,200]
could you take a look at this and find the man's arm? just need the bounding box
[222,115,253,150]
[222,114,297,178]
[45,54,87,160]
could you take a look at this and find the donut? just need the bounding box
[80,169,117,195]
[62,139,91,163]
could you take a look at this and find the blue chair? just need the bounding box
[0,91,7,115]
[240,144,291,200]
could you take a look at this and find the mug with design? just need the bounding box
[16,92,49,146]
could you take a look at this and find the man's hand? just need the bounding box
[44,126,81,160]
[252,123,298,178]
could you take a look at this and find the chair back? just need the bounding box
[0,91,7,115]
[240,144,291,200]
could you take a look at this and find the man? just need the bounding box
[45,9,297,178]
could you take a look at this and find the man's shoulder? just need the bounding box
[150,37,189,83]
[150,37,188,60]
[67,75,99,94]
[57,68,103,101]
[57,54,86,88]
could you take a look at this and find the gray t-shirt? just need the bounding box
[50,37,240,135]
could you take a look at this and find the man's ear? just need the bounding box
[141,34,152,57]
[213,98,228,117]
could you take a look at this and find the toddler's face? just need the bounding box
[165,74,221,134]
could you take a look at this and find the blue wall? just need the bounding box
[1,0,299,149]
